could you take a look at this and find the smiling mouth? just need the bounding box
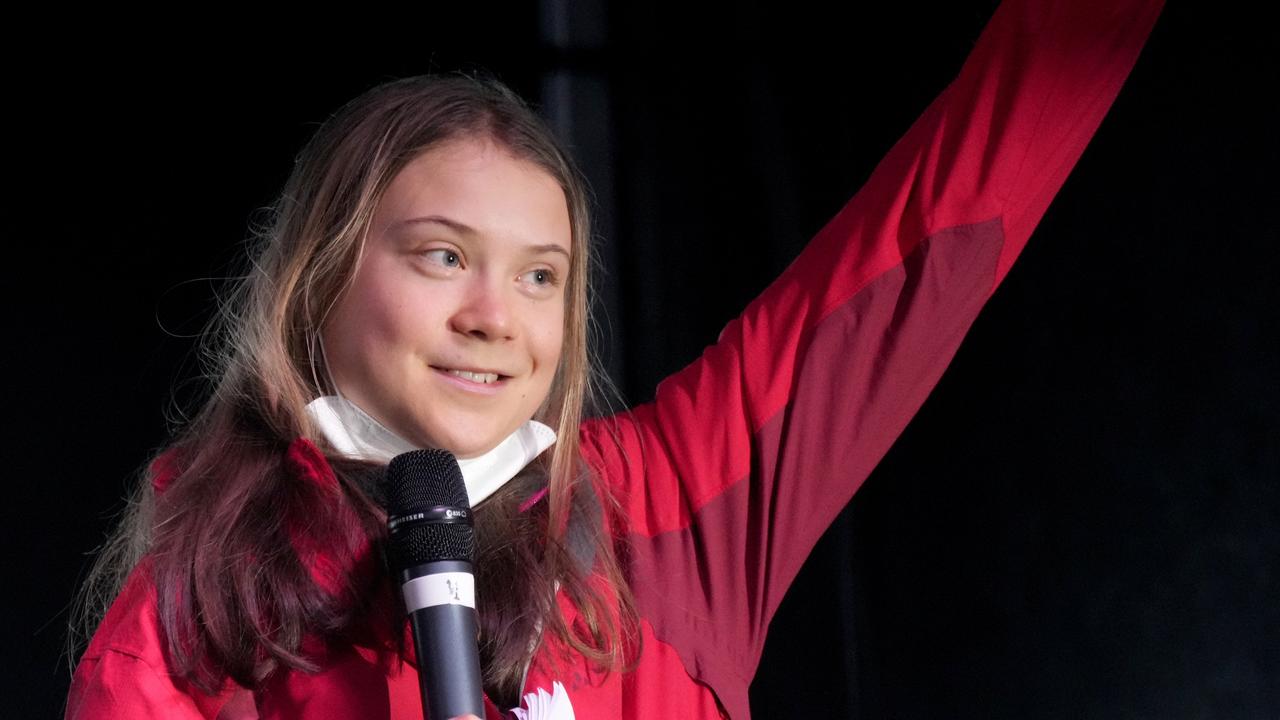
[432,367,508,384]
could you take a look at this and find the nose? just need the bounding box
[449,275,516,342]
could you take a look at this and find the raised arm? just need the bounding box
[579,0,1163,716]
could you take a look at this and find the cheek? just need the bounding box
[535,311,567,373]
[327,284,419,377]
[347,268,426,348]
[362,296,417,352]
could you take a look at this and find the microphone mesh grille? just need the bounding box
[384,449,474,568]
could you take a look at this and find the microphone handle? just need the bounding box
[402,560,485,720]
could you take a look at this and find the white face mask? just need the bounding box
[304,394,556,507]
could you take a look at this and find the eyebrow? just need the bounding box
[400,215,571,260]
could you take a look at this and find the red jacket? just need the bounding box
[67,1,1162,717]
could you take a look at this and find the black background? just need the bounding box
[8,2,1277,717]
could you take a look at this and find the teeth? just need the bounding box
[448,369,499,384]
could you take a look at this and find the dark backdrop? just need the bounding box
[8,2,1277,718]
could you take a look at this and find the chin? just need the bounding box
[393,411,503,460]
[422,432,504,461]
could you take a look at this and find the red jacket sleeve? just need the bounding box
[65,562,233,719]
[67,653,211,720]
[578,0,1163,717]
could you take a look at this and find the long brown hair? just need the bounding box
[71,74,638,706]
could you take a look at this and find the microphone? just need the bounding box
[385,449,485,720]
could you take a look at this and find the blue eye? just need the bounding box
[520,268,558,287]
[422,248,461,268]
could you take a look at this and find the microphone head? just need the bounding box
[384,448,474,570]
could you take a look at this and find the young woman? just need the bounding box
[67,0,1163,717]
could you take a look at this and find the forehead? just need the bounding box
[373,136,572,254]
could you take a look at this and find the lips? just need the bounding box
[430,365,510,386]
[447,369,499,384]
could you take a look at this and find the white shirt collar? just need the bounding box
[303,395,556,507]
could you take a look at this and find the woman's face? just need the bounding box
[322,136,572,459]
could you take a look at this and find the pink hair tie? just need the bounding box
[283,436,373,600]
[518,486,549,513]
[286,437,339,490]
[149,448,185,494]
